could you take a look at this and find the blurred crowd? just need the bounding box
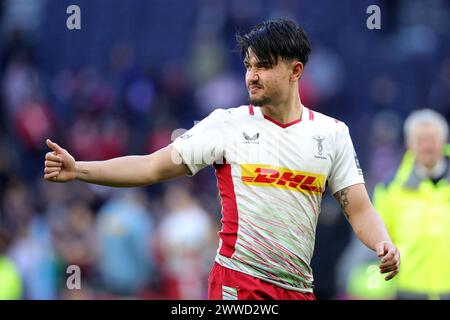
[0,0,449,299]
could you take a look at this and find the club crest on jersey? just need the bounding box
[313,135,327,160]
[241,164,325,195]
[243,132,260,144]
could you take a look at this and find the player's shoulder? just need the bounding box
[207,105,252,121]
[309,108,349,132]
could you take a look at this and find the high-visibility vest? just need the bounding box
[373,145,450,296]
[0,256,22,300]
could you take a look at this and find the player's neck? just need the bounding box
[415,157,446,179]
[260,92,303,125]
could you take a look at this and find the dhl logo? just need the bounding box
[241,164,325,194]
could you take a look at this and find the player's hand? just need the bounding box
[44,139,77,182]
[375,241,400,281]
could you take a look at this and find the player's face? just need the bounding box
[244,49,291,107]
[408,123,445,169]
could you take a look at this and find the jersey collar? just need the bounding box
[250,104,313,128]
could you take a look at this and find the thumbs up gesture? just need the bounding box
[44,139,77,182]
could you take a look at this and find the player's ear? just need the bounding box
[290,61,304,81]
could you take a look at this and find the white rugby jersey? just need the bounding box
[171,105,364,292]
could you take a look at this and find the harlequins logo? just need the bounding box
[243,132,259,144]
[313,135,327,160]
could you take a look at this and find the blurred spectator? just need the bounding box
[1,0,45,35]
[95,190,156,297]
[187,34,226,87]
[157,183,216,299]
[429,59,450,121]
[68,115,128,161]
[373,109,450,299]
[365,110,404,192]
[52,201,97,295]
[2,48,42,116]
[14,99,54,152]
[0,227,22,300]
[195,70,246,116]
[4,179,57,299]
[304,45,346,104]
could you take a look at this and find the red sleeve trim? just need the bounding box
[309,109,314,121]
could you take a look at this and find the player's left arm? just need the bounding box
[333,183,400,281]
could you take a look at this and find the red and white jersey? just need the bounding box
[171,105,364,292]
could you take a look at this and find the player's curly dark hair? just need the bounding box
[236,19,311,67]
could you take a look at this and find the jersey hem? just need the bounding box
[214,255,314,294]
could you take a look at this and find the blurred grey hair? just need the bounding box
[404,109,449,142]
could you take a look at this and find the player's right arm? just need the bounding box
[44,109,227,187]
[43,139,190,187]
